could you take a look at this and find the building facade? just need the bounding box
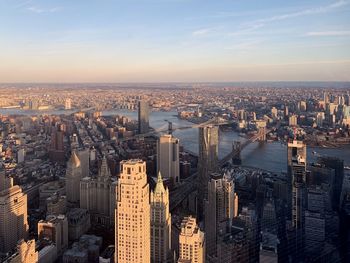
[150,172,171,262]
[80,156,117,227]
[178,216,205,263]
[138,100,149,134]
[0,170,29,254]
[204,173,235,258]
[198,125,219,218]
[115,160,150,263]
[66,151,82,206]
[157,134,180,184]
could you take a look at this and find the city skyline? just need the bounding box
[0,0,350,82]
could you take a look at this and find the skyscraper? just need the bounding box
[0,167,29,254]
[198,125,219,218]
[78,149,90,178]
[138,100,149,134]
[288,140,307,260]
[38,215,68,256]
[49,126,65,164]
[115,160,150,263]
[80,156,117,226]
[204,172,235,258]
[287,140,306,177]
[65,98,72,110]
[157,134,180,184]
[178,216,205,263]
[66,151,82,206]
[150,172,171,263]
[318,156,344,209]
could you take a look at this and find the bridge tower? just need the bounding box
[256,120,267,142]
[232,141,242,165]
[258,126,266,141]
[168,121,173,135]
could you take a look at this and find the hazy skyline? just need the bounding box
[0,0,349,82]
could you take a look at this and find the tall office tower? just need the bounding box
[157,134,180,184]
[80,156,117,226]
[204,173,235,258]
[284,105,289,118]
[0,165,12,191]
[287,140,307,177]
[178,216,205,263]
[318,157,344,209]
[66,151,82,206]
[49,126,65,164]
[65,98,72,110]
[0,169,29,253]
[150,173,171,263]
[324,91,329,104]
[138,100,149,134]
[271,107,278,119]
[288,140,307,261]
[198,125,219,219]
[288,115,298,126]
[115,160,150,263]
[38,215,68,256]
[78,149,90,178]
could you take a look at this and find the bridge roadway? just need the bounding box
[102,117,234,144]
[169,127,274,212]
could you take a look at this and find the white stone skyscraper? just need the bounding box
[157,134,180,184]
[115,160,150,263]
[178,216,205,263]
[205,173,236,258]
[150,172,171,263]
[0,166,29,254]
[66,151,82,206]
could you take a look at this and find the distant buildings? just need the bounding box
[157,134,180,184]
[115,160,150,263]
[198,125,219,218]
[138,100,149,134]
[178,216,205,263]
[289,115,298,126]
[65,98,72,110]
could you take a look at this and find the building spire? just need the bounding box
[69,150,81,168]
[99,155,110,177]
[155,172,166,193]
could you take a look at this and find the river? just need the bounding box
[1,108,349,173]
[102,110,350,173]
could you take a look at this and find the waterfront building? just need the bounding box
[157,134,180,184]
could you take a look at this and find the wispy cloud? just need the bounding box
[27,6,61,14]
[192,28,213,36]
[256,0,349,24]
[228,23,264,37]
[306,30,350,36]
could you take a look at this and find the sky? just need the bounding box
[0,0,349,82]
